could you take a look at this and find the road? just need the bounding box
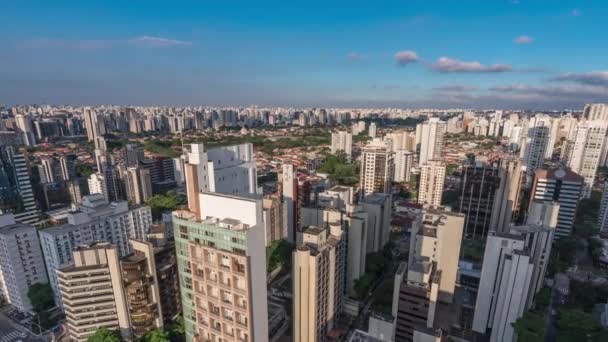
[0,312,45,342]
[544,286,557,342]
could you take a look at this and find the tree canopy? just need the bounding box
[145,191,187,221]
[512,311,545,342]
[27,283,54,313]
[87,328,122,342]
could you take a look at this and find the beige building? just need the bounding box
[58,243,132,342]
[417,160,446,207]
[262,195,284,246]
[293,225,345,342]
[124,166,153,205]
[359,139,394,197]
[395,208,464,341]
[58,241,168,342]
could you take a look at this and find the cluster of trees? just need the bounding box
[318,153,358,186]
[353,243,394,300]
[27,283,56,333]
[145,191,187,221]
[266,240,292,272]
[144,140,180,158]
[88,316,185,342]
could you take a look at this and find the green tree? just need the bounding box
[75,164,94,178]
[354,273,374,299]
[144,329,170,342]
[512,311,545,342]
[168,315,185,340]
[557,309,606,341]
[27,283,54,313]
[266,240,293,271]
[145,191,187,221]
[87,328,122,342]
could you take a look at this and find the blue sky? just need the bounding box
[1,0,607,109]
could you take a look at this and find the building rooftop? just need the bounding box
[348,330,385,342]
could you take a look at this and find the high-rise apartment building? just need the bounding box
[0,146,40,224]
[359,139,394,197]
[584,103,608,121]
[58,244,131,342]
[0,214,48,313]
[300,186,368,297]
[522,116,552,180]
[331,131,353,161]
[173,192,268,342]
[473,202,557,342]
[393,150,414,183]
[417,160,446,207]
[394,208,464,341]
[282,163,297,243]
[369,122,377,138]
[566,120,608,197]
[417,118,446,165]
[83,108,99,142]
[183,143,258,220]
[88,172,109,201]
[360,193,392,253]
[39,194,152,304]
[262,195,284,246]
[531,167,584,238]
[124,166,153,205]
[293,225,345,342]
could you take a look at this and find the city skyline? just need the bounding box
[1,1,608,109]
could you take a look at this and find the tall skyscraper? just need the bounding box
[172,192,268,342]
[0,146,40,224]
[566,120,608,198]
[473,202,557,342]
[262,195,284,246]
[0,214,48,313]
[531,167,584,238]
[293,225,345,342]
[417,160,446,207]
[282,163,297,243]
[125,166,153,205]
[14,114,36,146]
[457,161,501,238]
[417,118,446,165]
[394,208,464,340]
[83,107,99,142]
[360,193,392,253]
[359,139,394,197]
[330,131,353,161]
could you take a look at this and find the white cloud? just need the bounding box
[18,36,193,50]
[514,35,534,44]
[394,51,419,66]
[431,57,512,73]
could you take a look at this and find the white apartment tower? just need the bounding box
[359,139,394,197]
[566,120,608,198]
[393,150,414,183]
[417,160,446,207]
[0,214,48,313]
[330,131,353,161]
[417,118,446,165]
